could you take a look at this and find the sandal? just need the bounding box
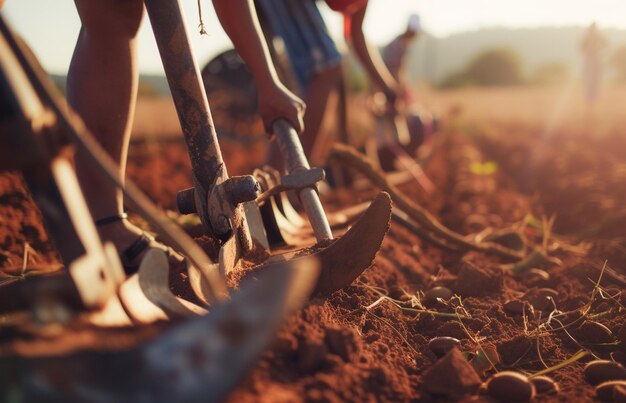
[95,213,174,275]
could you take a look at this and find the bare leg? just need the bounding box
[69,0,150,257]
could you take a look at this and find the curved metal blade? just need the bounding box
[118,250,207,324]
[262,192,391,296]
[1,255,320,403]
[312,192,391,295]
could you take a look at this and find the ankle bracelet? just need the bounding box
[94,212,129,227]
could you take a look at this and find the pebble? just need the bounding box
[595,380,626,401]
[529,375,559,394]
[503,300,532,315]
[423,286,453,305]
[486,371,535,402]
[577,321,615,345]
[522,288,558,311]
[584,360,626,386]
[428,336,461,358]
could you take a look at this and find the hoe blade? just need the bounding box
[0,256,319,403]
[263,192,391,296]
[312,192,391,295]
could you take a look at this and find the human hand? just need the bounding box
[258,83,306,136]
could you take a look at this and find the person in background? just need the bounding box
[256,0,401,164]
[382,14,422,105]
[580,22,607,106]
[69,0,304,273]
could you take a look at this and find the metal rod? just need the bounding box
[272,119,333,241]
[144,0,231,237]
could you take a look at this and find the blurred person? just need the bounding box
[382,13,422,103]
[580,22,607,106]
[256,0,402,163]
[69,0,304,273]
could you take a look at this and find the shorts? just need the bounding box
[256,0,342,91]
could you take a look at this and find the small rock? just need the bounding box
[522,288,558,311]
[576,321,616,345]
[428,336,461,358]
[324,326,359,362]
[486,371,535,402]
[297,340,327,373]
[422,347,482,398]
[596,380,626,401]
[454,263,503,297]
[584,360,626,386]
[423,286,453,305]
[530,375,559,394]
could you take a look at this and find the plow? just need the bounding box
[0,1,391,401]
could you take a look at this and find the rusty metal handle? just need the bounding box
[272,119,333,241]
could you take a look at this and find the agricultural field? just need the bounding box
[1,83,625,401]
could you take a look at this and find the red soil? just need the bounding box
[1,121,625,402]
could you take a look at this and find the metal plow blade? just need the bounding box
[312,192,391,295]
[0,257,319,403]
[262,192,391,296]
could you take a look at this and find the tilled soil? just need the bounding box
[1,123,625,402]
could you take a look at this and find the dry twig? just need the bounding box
[329,144,524,260]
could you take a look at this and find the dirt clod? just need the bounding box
[497,336,532,366]
[454,263,502,297]
[428,336,461,358]
[297,340,328,373]
[324,326,359,362]
[422,347,482,398]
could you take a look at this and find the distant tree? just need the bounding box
[610,45,626,83]
[465,48,524,86]
[531,62,571,85]
[439,47,525,88]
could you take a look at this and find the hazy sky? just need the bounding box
[3,0,625,74]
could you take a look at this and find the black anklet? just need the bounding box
[94,212,128,227]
